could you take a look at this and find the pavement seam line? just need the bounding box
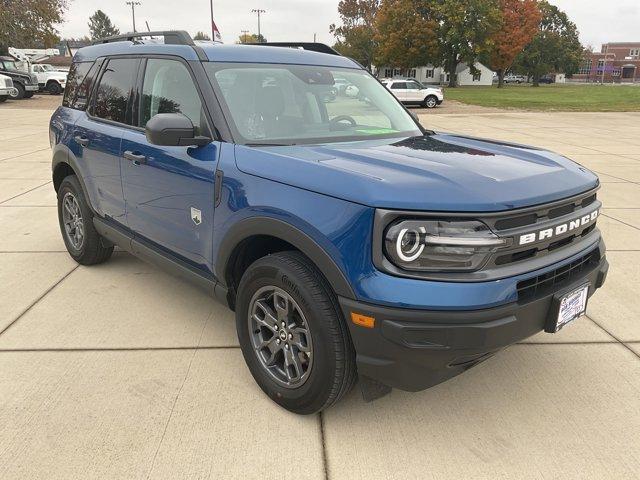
[601,213,640,232]
[0,180,52,204]
[0,264,79,338]
[0,346,240,353]
[585,314,640,361]
[0,147,50,163]
[318,411,330,480]
[145,311,211,479]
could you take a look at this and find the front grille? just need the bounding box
[482,188,600,269]
[516,250,600,301]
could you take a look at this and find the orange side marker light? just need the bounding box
[351,312,375,329]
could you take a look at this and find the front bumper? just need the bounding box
[339,250,608,392]
[25,84,39,91]
[0,87,16,96]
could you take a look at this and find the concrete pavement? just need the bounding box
[0,105,639,479]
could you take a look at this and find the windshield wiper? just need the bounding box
[245,142,296,147]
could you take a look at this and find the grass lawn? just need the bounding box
[443,84,640,111]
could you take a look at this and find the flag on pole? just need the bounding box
[212,19,222,41]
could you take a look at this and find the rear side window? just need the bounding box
[62,62,93,108]
[92,58,138,124]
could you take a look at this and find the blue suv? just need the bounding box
[50,32,608,414]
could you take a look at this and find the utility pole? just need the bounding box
[251,9,266,42]
[241,30,250,43]
[126,1,141,32]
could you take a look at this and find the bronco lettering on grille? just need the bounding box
[518,209,599,245]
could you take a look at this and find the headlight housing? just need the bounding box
[384,219,506,272]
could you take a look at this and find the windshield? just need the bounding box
[205,63,421,145]
[2,60,19,70]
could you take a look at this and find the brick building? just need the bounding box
[574,42,639,83]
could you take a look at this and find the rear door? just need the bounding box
[120,57,219,273]
[405,80,424,103]
[71,58,139,223]
[389,81,407,101]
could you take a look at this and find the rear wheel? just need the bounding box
[236,251,356,414]
[423,95,438,108]
[57,175,113,265]
[9,83,25,99]
[47,82,62,95]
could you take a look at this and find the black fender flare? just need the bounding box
[215,216,356,300]
[52,146,95,214]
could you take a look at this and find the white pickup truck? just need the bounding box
[0,73,18,102]
[30,64,68,95]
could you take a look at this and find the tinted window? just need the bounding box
[406,81,422,89]
[139,59,205,134]
[62,61,93,109]
[73,60,101,110]
[390,82,406,90]
[92,58,137,124]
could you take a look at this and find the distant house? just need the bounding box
[574,42,640,83]
[376,61,494,86]
[55,40,92,58]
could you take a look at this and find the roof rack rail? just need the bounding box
[247,42,341,56]
[93,30,195,46]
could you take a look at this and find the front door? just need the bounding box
[120,57,219,273]
[404,80,424,102]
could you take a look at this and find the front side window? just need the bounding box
[92,58,138,124]
[205,63,421,145]
[406,81,422,89]
[139,59,205,134]
[390,82,406,90]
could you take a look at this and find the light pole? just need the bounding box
[126,1,141,32]
[251,9,266,42]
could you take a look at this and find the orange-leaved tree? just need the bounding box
[374,0,439,75]
[489,0,541,87]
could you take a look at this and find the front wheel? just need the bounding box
[236,251,357,414]
[0,95,7,103]
[9,83,25,99]
[24,91,34,98]
[57,175,114,265]
[423,95,438,108]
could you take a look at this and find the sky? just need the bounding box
[58,0,639,48]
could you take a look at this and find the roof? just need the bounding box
[73,41,360,69]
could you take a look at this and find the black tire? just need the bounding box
[47,82,62,95]
[423,95,438,108]
[57,175,114,265]
[9,83,25,100]
[236,251,357,414]
[0,95,7,103]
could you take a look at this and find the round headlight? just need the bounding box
[396,227,425,262]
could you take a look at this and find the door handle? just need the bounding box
[74,135,90,147]
[123,150,147,165]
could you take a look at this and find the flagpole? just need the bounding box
[210,0,215,41]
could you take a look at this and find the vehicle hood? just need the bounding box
[47,72,68,81]
[1,68,32,81]
[235,134,599,212]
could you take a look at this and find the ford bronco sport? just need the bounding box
[50,32,608,414]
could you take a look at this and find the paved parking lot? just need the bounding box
[0,105,639,479]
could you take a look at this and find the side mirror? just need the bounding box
[145,113,211,147]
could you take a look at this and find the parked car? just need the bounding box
[503,74,527,84]
[31,63,68,94]
[0,56,39,99]
[0,73,17,102]
[50,32,607,414]
[381,78,443,108]
[538,75,555,84]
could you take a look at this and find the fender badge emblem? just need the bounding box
[191,207,202,226]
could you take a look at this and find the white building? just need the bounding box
[377,61,495,86]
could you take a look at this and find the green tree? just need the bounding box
[193,31,211,41]
[88,10,120,41]
[330,0,380,70]
[433,0,502,87]
[374,0,438,73]
[0,0,68,54]
[514,1,582,86]
[237,33,267,44]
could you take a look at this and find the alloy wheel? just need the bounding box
[248,286,313,388]
[62,192,84,250]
